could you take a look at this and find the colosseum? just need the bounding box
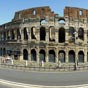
[0,6,88,67]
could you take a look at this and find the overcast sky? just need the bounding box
[0,0,87,24]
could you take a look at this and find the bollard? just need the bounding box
[11,59,13,65]
[25,60,28,67]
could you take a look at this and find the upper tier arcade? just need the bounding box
[12,6,55,22]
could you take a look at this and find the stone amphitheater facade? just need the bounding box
[0,6,88,66]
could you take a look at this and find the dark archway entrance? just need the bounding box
[3,48,6,56]
[11,30,15,40]
[23,28,28,40]
[78,51,84,63]
[0,48,2,56]
[40,27,46,41]
[23,49,28,60]
[59,27,65,43]
[69,27,75,42]
[69,50,75,63]
[31,49,36,61]
[78,28,84,40]
[39,49,45,62]
[49,50,55,62]
[59,50,65,63]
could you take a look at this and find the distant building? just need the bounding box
[0,6,88,66]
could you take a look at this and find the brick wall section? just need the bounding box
[13,6,54,21]
[64,7,88,19]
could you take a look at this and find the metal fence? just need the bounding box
[0,64,88,72]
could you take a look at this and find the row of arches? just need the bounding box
[1,29,21,41]
[23,26,85,43]
[23,49,85,63]
[0,26,85,43]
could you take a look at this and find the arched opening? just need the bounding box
[17,29,21,39]
[23,28,28,40]
[39,49,45,62]
[49,50,55,62]
[87,52,88,62]
[23,49,28,60]
[49,26,55,42]
[33,10,36,15]
[0,48,2,56]
[3,48,6,56]
[14,50,20,60]
[11,30,15,40]
[69,27,75,42]
[40,27,46,41]
[31,27,36,39]
[40,19,47,25]
[78,51,84,63]
[59,27,65,43]
[31,49,36,61]
[78,28,84,40]
[59,50,65,63]
[69,50,75,63]
[3,32,6,40]
[58,18,65,24]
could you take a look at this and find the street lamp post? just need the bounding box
[73,31,78,70]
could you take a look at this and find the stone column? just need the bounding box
[66,50,69,63]
[28,27,31,41]
[46,29,49,43]
[37,27,40,41]
[84,48,87,63]
[46,47,49,62]
[21,28,24,42]
[14,30,17,40]
[19,49,23,61]
[55,30,58,43]
[26,27,29,41]
[28,48,31,61]
[55,48,58,63]
[84,30,87,44]
[65,31,69,44]
[75,51,78,64]
[36,47,39,63]
[0,33,2,41]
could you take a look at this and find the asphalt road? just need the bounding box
[0,84,10,88]
[0,68,88,86]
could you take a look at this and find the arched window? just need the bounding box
[40,19,47,25]
[11,30,15,40]
[17,29,21,39]
[49,26,55,42]
[33,10,36,15]
[40,27,46,41]
[59,50,65,63]
[31,49,36,61]
[0,48,2,56]
[69,27,75,42]
[58,18,65,24]
[69,50,75,63]
[23,49,28,60]
[39,49,45,62]
[59,27,65,43]
[3,32,6,40]
[23,28,28,40]
[78,28,84,40]
[3,48,6,56]
[31,27,37,39]
[49,50,55,62]
[78,51,84,63]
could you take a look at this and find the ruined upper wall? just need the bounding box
[64,7,88,19]
[12,6,55,21]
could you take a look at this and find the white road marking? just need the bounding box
[0,79,88,88]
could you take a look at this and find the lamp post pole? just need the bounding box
[73,31,78,70]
